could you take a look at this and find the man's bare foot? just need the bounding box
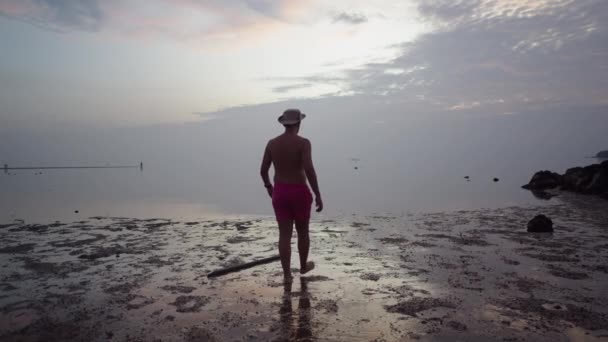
[300,261,315,274]
[283,274,293,284]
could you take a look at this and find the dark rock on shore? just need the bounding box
[531,190,558,200]
[561,161,608,196]
[527,215,553,233]
[596,150,608,159]
[522,160,608,199]
[522,171,562,190]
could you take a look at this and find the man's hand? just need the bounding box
[266,185,273,198]
[315,196,324,212]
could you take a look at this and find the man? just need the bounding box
[260,108,323,281]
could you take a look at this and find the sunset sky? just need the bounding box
[1,0,607,127]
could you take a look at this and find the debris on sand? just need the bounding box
[495,297,608,331]
[378,236,409,245]
[160,285,197,294]
[78,245,131,260]
[221,257,245,268]
[226,235,264,244]
[416,233,492,247]
[301,275,332,282]
[144,221,174,231]
[171,295,210,313]
[126,295,154,310]
[386,284,431,297]
[410,241,437,248]
[184,326,217,342]
[314,299,339,313]
[21,258,88,276]
[547,264,589,280]
[0,243,36,254]
[360,273,381,281]
[385,297,460,317]
[49,234,106,248]
[445,320,468,331]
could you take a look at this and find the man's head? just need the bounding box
[278,109,305,132]
[283,122,300,132]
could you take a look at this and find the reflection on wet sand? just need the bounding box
[1,200,608,341]
[279,277,314,341]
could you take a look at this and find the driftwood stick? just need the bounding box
[207,255,280,278]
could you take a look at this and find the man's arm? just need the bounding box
[260,142,273,197]
[303,139,323,212]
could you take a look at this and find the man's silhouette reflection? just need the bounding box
[279,277,314,341]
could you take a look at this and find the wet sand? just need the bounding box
[1,195,608,341]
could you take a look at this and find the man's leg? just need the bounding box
[295,219,314,274]
[278,219,294,279]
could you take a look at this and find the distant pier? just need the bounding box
[3,162,143,174]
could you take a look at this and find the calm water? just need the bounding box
[1,110,606,223]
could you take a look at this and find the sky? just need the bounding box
[0,0,607,128]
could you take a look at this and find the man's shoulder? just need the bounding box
[268,135,310,147]
[298,136,310,144]
[301,137,311,149]
[267,136,280,145]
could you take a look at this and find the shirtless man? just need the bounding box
[260,109,323,281]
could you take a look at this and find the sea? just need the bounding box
[1,108,606,223]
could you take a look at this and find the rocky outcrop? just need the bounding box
[522,160,608,199]
[530,190,558,200]
[596,150,608,159]
[527,215,553,233]
[521,171,563,190]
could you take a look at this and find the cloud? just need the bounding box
[417,0,481,21]
[0,0,104,32]
[272,83,313,93]
[0,0,310,43]
[270,0,608,114]
[332,12,368,25]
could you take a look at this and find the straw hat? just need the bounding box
[278,108,306,125]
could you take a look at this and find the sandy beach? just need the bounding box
[1,194,608,342]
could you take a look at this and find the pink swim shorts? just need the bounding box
[272,183,313,222]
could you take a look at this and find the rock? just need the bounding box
[527,215,553,233]
[561,160,608,197]
[531,190,557,200]
[596,150,608,159]
[522,171,563,190]
[493,178,499,182]
[74,210,79,213]
[523,161,608,199]
[464,176,469,179]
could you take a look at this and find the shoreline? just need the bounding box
[1,198,608,341]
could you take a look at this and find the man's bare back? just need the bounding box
[262,133,322,210]
[267,134,308,185]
